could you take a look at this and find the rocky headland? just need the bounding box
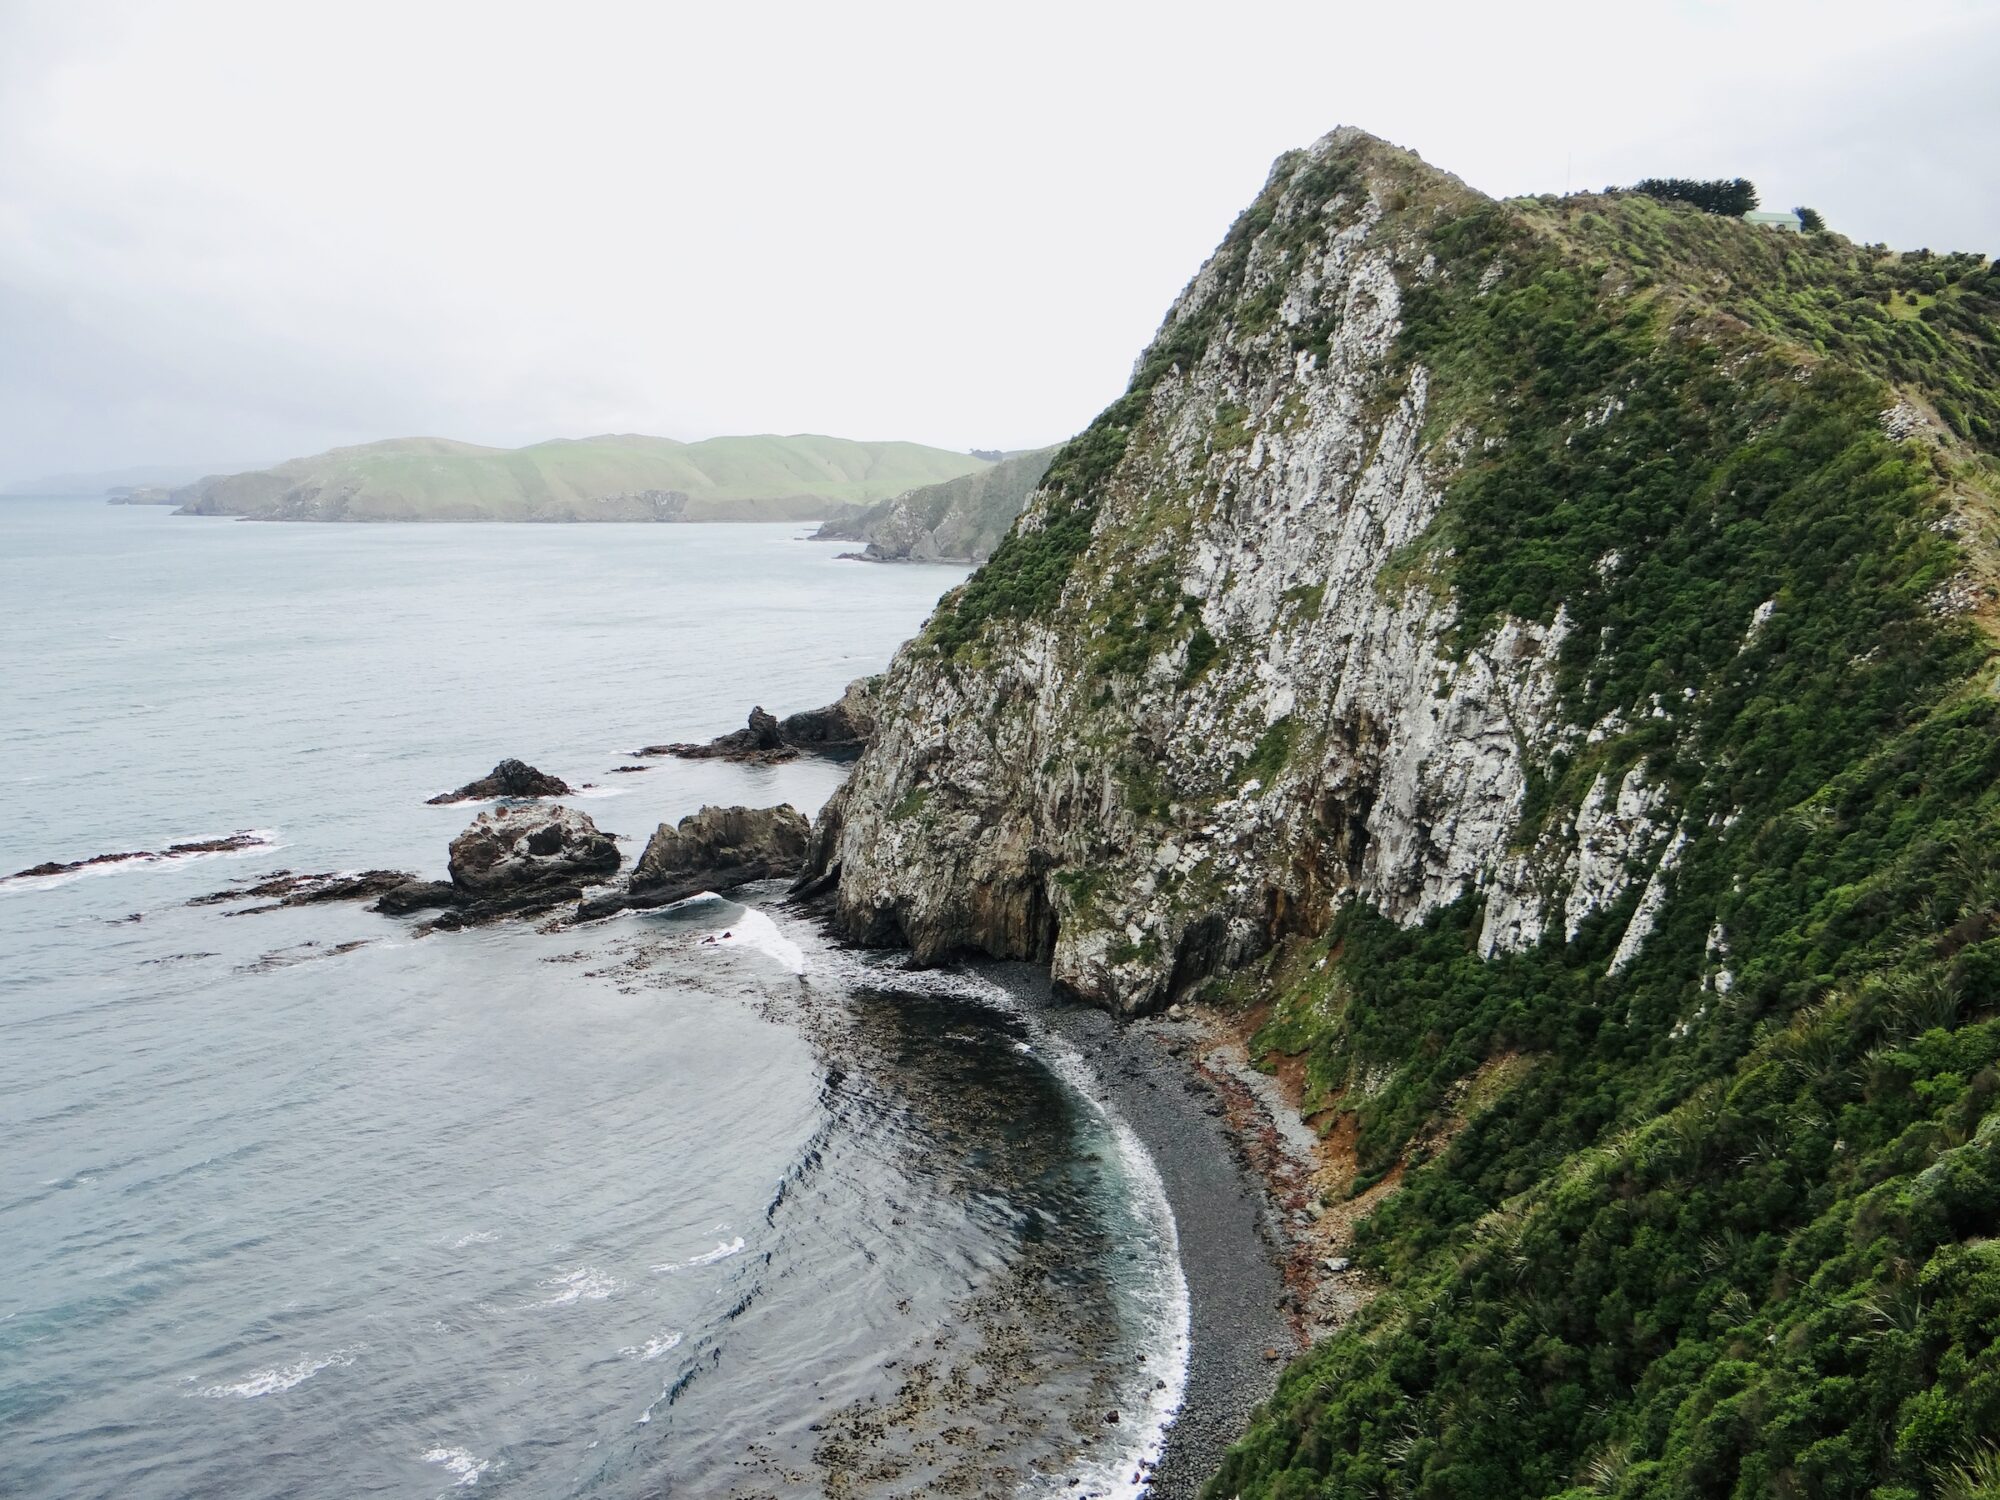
[165,433,990,522]
[136,122,2000,1497]
[794,127,2000,1496]
[813,446,1060,564]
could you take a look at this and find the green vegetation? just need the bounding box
[1797,205,1828,234]
[1629,176,1760,216]
[1203,170,2000,1500]
[1236,717,1298,788]
[1214,401,1253,452]
[1282,581,1328,618]
[1183,624,1222,685]
[1525,197,2000,451]
[174,434,991,522]
[1219,693,2000,1496]
[1088,561,1198,678]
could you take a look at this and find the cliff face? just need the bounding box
[815,128,2000,1498]
[816,127,1997,1015]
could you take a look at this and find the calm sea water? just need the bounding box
[0,501,1186,1499]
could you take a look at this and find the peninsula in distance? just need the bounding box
[136,432,999,522]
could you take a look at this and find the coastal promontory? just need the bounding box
[169,433,992,522]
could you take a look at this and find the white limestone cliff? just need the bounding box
[806,130,1677,1014]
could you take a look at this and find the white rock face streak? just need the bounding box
[808,130,1677,1015]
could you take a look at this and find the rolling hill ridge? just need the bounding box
[170,433,992,522]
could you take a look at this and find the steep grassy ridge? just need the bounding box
[1213,184,2000,1500]
[808,128,2000,1498]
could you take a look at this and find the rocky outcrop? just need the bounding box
[804,130,1681,1016]
[643,707,793,763]
[361,805,623,928]
[578,804,809,919]
[6,831,274,882]
[447,805,619,894]
[371,880,459,916]
[190,868,417,910]
[425,758,572,805]
[637,678,877,763]
[814,448,1060,563]
[774,678,876,751]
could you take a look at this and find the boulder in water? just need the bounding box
[371,879,459,916]
[447,804,620,896]
[425,758,573,806]
[577,804,808,919]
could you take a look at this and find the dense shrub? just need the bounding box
[1211,185,2000,1500]
[1630,176,1760,216]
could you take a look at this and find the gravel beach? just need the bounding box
[982,963,1297,1500]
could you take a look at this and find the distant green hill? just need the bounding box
[171,434,992,522]
[813,446,1061,562]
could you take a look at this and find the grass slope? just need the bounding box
[174,434,990,521]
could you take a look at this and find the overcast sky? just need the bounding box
[2,0,1995,486]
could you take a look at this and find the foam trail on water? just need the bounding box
[620,1330,684,1361]
[422,1446,493,1486]
[709,908,806,974]
[650,1235,744,1273]
[197,1348,355,1399]
[531,1267,619,1307]
[791,938,1194,1497]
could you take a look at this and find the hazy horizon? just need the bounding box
[5,0,1998,487]
[1,432,1047,498]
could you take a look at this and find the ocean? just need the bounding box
[0,500,1188,1499]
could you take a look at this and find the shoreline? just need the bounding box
[978,963,1300,1500]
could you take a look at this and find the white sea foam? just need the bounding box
[1023,1043,1192,1500]
[570,784,633,800]
[198,1348,355,1399]
[619,1329,684,1361]
[422,1445,493,1486]
[2,829,280,892]
[649,1235,744,1274]
[708,908,806,975]
[531,1266,620,1307]
[451,1230,497,1248]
